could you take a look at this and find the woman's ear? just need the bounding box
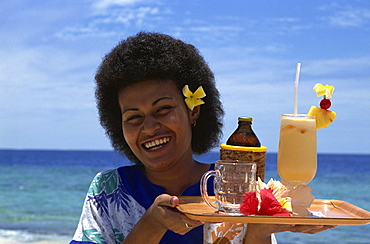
[189,105,201,126]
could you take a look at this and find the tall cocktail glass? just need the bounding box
[277,114,317,186]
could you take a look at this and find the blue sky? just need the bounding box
[1,0,369,154]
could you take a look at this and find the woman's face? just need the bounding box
[118,80,198,171]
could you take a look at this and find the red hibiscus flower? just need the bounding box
[240,189,291,217]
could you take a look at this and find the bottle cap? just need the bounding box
[238,117,252,122]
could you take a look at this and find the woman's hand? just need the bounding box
[122,194,203,244]
[244,223,337,244]
[148,194,204,235]
[272,223,337,234]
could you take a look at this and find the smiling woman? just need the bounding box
[70,32,226,244]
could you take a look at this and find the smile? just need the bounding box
[144,137,170,150]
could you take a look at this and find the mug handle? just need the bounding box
[200,170,218,210]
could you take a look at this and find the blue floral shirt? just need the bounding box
[70,164,214,244]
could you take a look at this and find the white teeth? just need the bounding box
[145,137,170,150]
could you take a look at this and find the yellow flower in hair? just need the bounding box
[313,83,334,99]
[182,85,206,111]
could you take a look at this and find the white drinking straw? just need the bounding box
[294,63,301,115]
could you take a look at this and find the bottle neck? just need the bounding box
[238,121,253,130]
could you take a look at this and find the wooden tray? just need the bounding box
[177,196,370,225]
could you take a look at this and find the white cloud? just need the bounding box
[107,6,160,26]
[55,5,161,40]
[190,25,243,33]
[320,4,370,27]
[268,17,298,23]
[0,43,102,149]
[329,9,370,27]
[92,0,143,10]
[303,57,370,82]
[0,44,98,112]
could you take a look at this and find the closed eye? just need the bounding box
[156,105,173,115]
[125,115,143,124]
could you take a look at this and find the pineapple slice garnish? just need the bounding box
[307,83,336,129]
[308,106,336,129]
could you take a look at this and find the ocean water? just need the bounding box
[0,149,370,243]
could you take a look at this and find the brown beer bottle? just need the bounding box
[226,117,261,147]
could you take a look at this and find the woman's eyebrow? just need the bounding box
[121,107,138,115]
[152,96,173,106]
[122,97,174,115]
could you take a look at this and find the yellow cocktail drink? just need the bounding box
[277,114,317,186]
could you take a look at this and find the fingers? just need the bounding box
[155,194,179,207]
[281,224,337,234]
[249,223,338,237]
[178,220,205,235]
[300,225,337,234]
[152,194,204,235]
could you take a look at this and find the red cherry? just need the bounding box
[320,99,331,109]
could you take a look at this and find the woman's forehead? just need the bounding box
[118,79,182,106]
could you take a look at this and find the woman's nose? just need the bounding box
[141,116,160,135]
